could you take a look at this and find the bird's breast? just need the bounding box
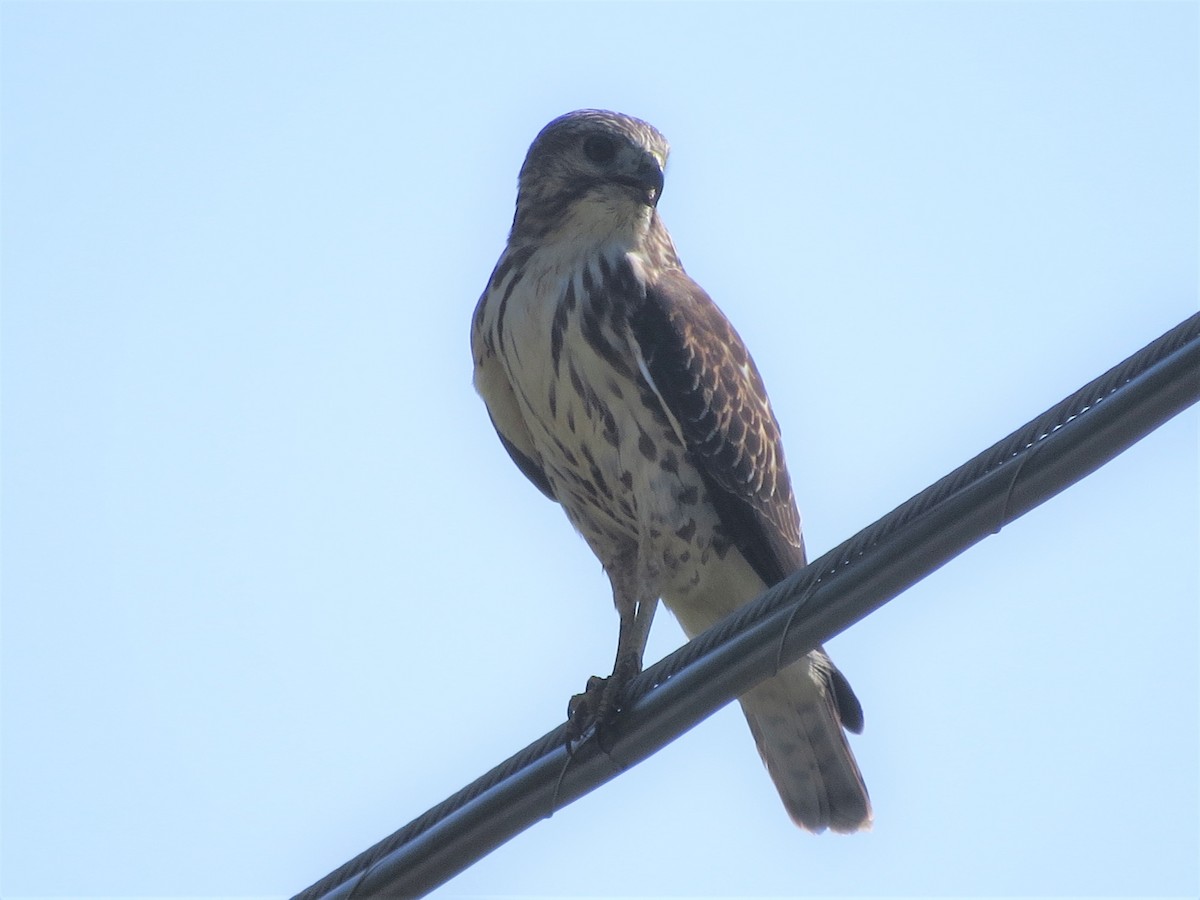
[487,248,739,604]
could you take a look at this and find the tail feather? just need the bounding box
[738,649,871,833]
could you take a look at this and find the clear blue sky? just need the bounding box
[3,2,1197,898]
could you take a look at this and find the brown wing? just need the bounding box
[630,268,806,586]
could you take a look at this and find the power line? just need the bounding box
[294,312,1200,900]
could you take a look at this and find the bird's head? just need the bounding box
[510,109,670,246]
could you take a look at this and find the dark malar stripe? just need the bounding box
[514,183,595,240]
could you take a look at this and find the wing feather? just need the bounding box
[630,268,805,585]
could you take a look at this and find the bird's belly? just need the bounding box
[501,306,740,607]
[541,392,765,634]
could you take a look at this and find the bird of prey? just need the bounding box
[471,109,871,833]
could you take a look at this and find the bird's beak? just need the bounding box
[614,155,665,208]
[636,157,666,207]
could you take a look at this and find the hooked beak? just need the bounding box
[614,156,665,207]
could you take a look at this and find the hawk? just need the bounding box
[471,110,871,833]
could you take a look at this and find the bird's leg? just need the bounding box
[567,592,659,742]
[605,593,658,711]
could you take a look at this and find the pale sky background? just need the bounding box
[2,2,1198,898]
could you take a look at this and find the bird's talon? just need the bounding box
[566,674,613,742]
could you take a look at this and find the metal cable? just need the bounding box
[294,311,1200,900]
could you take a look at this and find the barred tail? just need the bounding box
[738,649,872,833]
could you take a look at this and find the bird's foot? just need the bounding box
[566,675,608,743]
[565,655,640,745]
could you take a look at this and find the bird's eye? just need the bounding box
[582,135,617,165]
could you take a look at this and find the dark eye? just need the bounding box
[582,135,617,165]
